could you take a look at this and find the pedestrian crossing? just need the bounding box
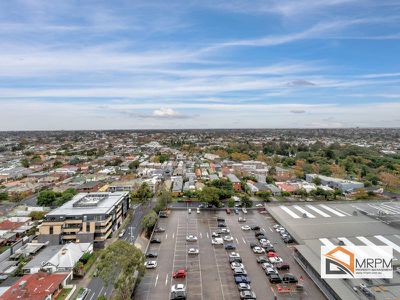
[279,204,350,219]
[319,235,400,255]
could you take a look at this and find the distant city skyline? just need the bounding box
[0,0,400,130]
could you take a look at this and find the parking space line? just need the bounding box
[165,273,169,286]
[208,219,226,300]
[242,237,247,244]
[155,273,159,287]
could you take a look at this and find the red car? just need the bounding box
[267,251,279,257]
[225,208,231,214]
[172,269,186,278]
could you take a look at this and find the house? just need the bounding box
[226,174,241,191]
[23,243,92,275]
[171,176,183,196]
[254,182,281,196]
[273,167,295,181]
[276,182,299,193]
[0,272,70,300]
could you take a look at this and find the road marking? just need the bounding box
[333,207,352,216]
[206,232,209,239]
[319,238,335,247]
[165,273,169,286]
[196,218,204,300]
[208,219,225,300]
[293,205,316,218]
[319,204,346,217]
[200,232,202,238]
[172,232,175,239]
[374,235,400,254]
[306,205,331,217]
[356,236,392,258]
[262,228,266,232]
[236,238,239,244]
[154,273,159,287]
[279,206,300,218]
[165,233,168,239]
[88,291,95,300]
[242,237,247,244]
[269,227,273,232]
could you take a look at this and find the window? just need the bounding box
[49,226,53,234]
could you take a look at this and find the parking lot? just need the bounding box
[134,208,325,300]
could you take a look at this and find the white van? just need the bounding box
[188,208,192,214]
[211,238,223,245]
[197,208,200,214]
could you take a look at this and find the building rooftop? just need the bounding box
[45,192,128,217]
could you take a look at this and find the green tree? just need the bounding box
[199,187,221,207]
[21,158,30,168]
[97,240,145,300]
[154,189,172,213]
[131,183,153,203]
[28,211,46,220]
[128,160,140,170]
[37,190,57,206]
[0,192,8,201]
[53,160,63,168]
[141,211,158,232]
[227,198,235,207]
[241,195,253,207]
[256,191,271,201]
[312,176,322,185]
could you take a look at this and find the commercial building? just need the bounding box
[305,174,364,192]
[38,192,130,247]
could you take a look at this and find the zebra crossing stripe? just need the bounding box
[293,205,316,218]
[319,238,335,247]
[306,205,331,217]
[279,206,300,219]
[374,235,400,254]
[319,204,345,217]
[356,236,393,258]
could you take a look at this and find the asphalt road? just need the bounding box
[85,199,155,300]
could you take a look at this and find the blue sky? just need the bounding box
[0,0,400,130]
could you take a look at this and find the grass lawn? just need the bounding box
[55,288,72,300]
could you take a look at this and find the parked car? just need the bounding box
[212,232,220,237]
[218,228,230,234]
[242,208,248,214]
[233,267,247,276]
[256,257,269,264]
[226,208,231,214]
[211,238,224,245]
[159,211,168,218]
[255,232,265,237]
[173,269,186,278]
[235,275,251,284]
[269,256,283,264]
[188,208,191,214]
[188,248,199,255]
[234,208,240,214]
[119,229,125,238]
[256,235,267,241]
[249,242,258,249]
[269,274,282,283]
[229,257,243,263]
[237,283,251,291]
[229,252,241,259]
[224,235,234,242]
[225,243,236,250]
[150,238,161,244]
[276,262,290,270]
[252,246,265,254]
[238,217,246,222]
[186,235,198,242]
[241,225,251,231]
[218,222,227,228]
[282,273,298,283]
[251,226,260,231]
[267,251,278,257]
[144,261,157,269]
[261,262,274,270]
[154,227,165,232]
[240,290,256,299]
[217,217,225,222]
[196,208,200,214]
[171,284,186,293]
[146,252,158,258]
[170,290,186,300]
[231,262,244,269]
[265,267,278,277]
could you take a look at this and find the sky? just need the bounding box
[0,0,400,130]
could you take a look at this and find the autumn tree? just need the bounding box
[379,172,400,189]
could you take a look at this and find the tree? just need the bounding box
[154,189,172,213]
[128,160,140,170]
[256,191,271,201]
[241,195,253,208]
[131,183,153,203]
[53,160,63,168]
[97,240,145,300]
[0,192,8,201]
[21,158,30,168]
[198,187,221,207]
[227,198,235,207]
[312,176,322,185]
[29,211,46,220]
[141,210,158,233]
[37,190,57,206]
[379,172,400,189]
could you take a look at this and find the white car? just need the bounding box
[253,246,265,254]
[231,262,244,269]
[186,235,198,242]
[275,226,285,232]
[223,235,234,242]
[197,208,200,214]
[118,229,125,238]
[229,252,241,259]
[212,232,220,237]
[144,261,157,269]
[241,225,251,231]
[188,248,199,255]
[218,228,230,234]
[242,208,248,214]
[238,217,246,222]
[188,208,192,214]
[255,204,264,207]
[261,262,274,270]
[171,284,186,292]
[269,256,283,264]
[273,224,281,229]
[211,238,223,245]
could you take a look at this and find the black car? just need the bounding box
[282,273,298,283]
[150,238,161,243]
[218,222,227,228]
[229,257,242,263]
[263,246,275,252]
[256,235,266,241]
[276,262,290,270]
[251,226,260,231]
[283,236,294,243]
[255,232,265,237]
[159,211,168,218]
[154,227,165,233]
[249,243,258,249]
[225,243,236,250]
[170,291,186,300]
[269,274,282,283]
[146,252,158,258]
[217,217,225,222]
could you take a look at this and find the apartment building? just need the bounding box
[38,192,130,248]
